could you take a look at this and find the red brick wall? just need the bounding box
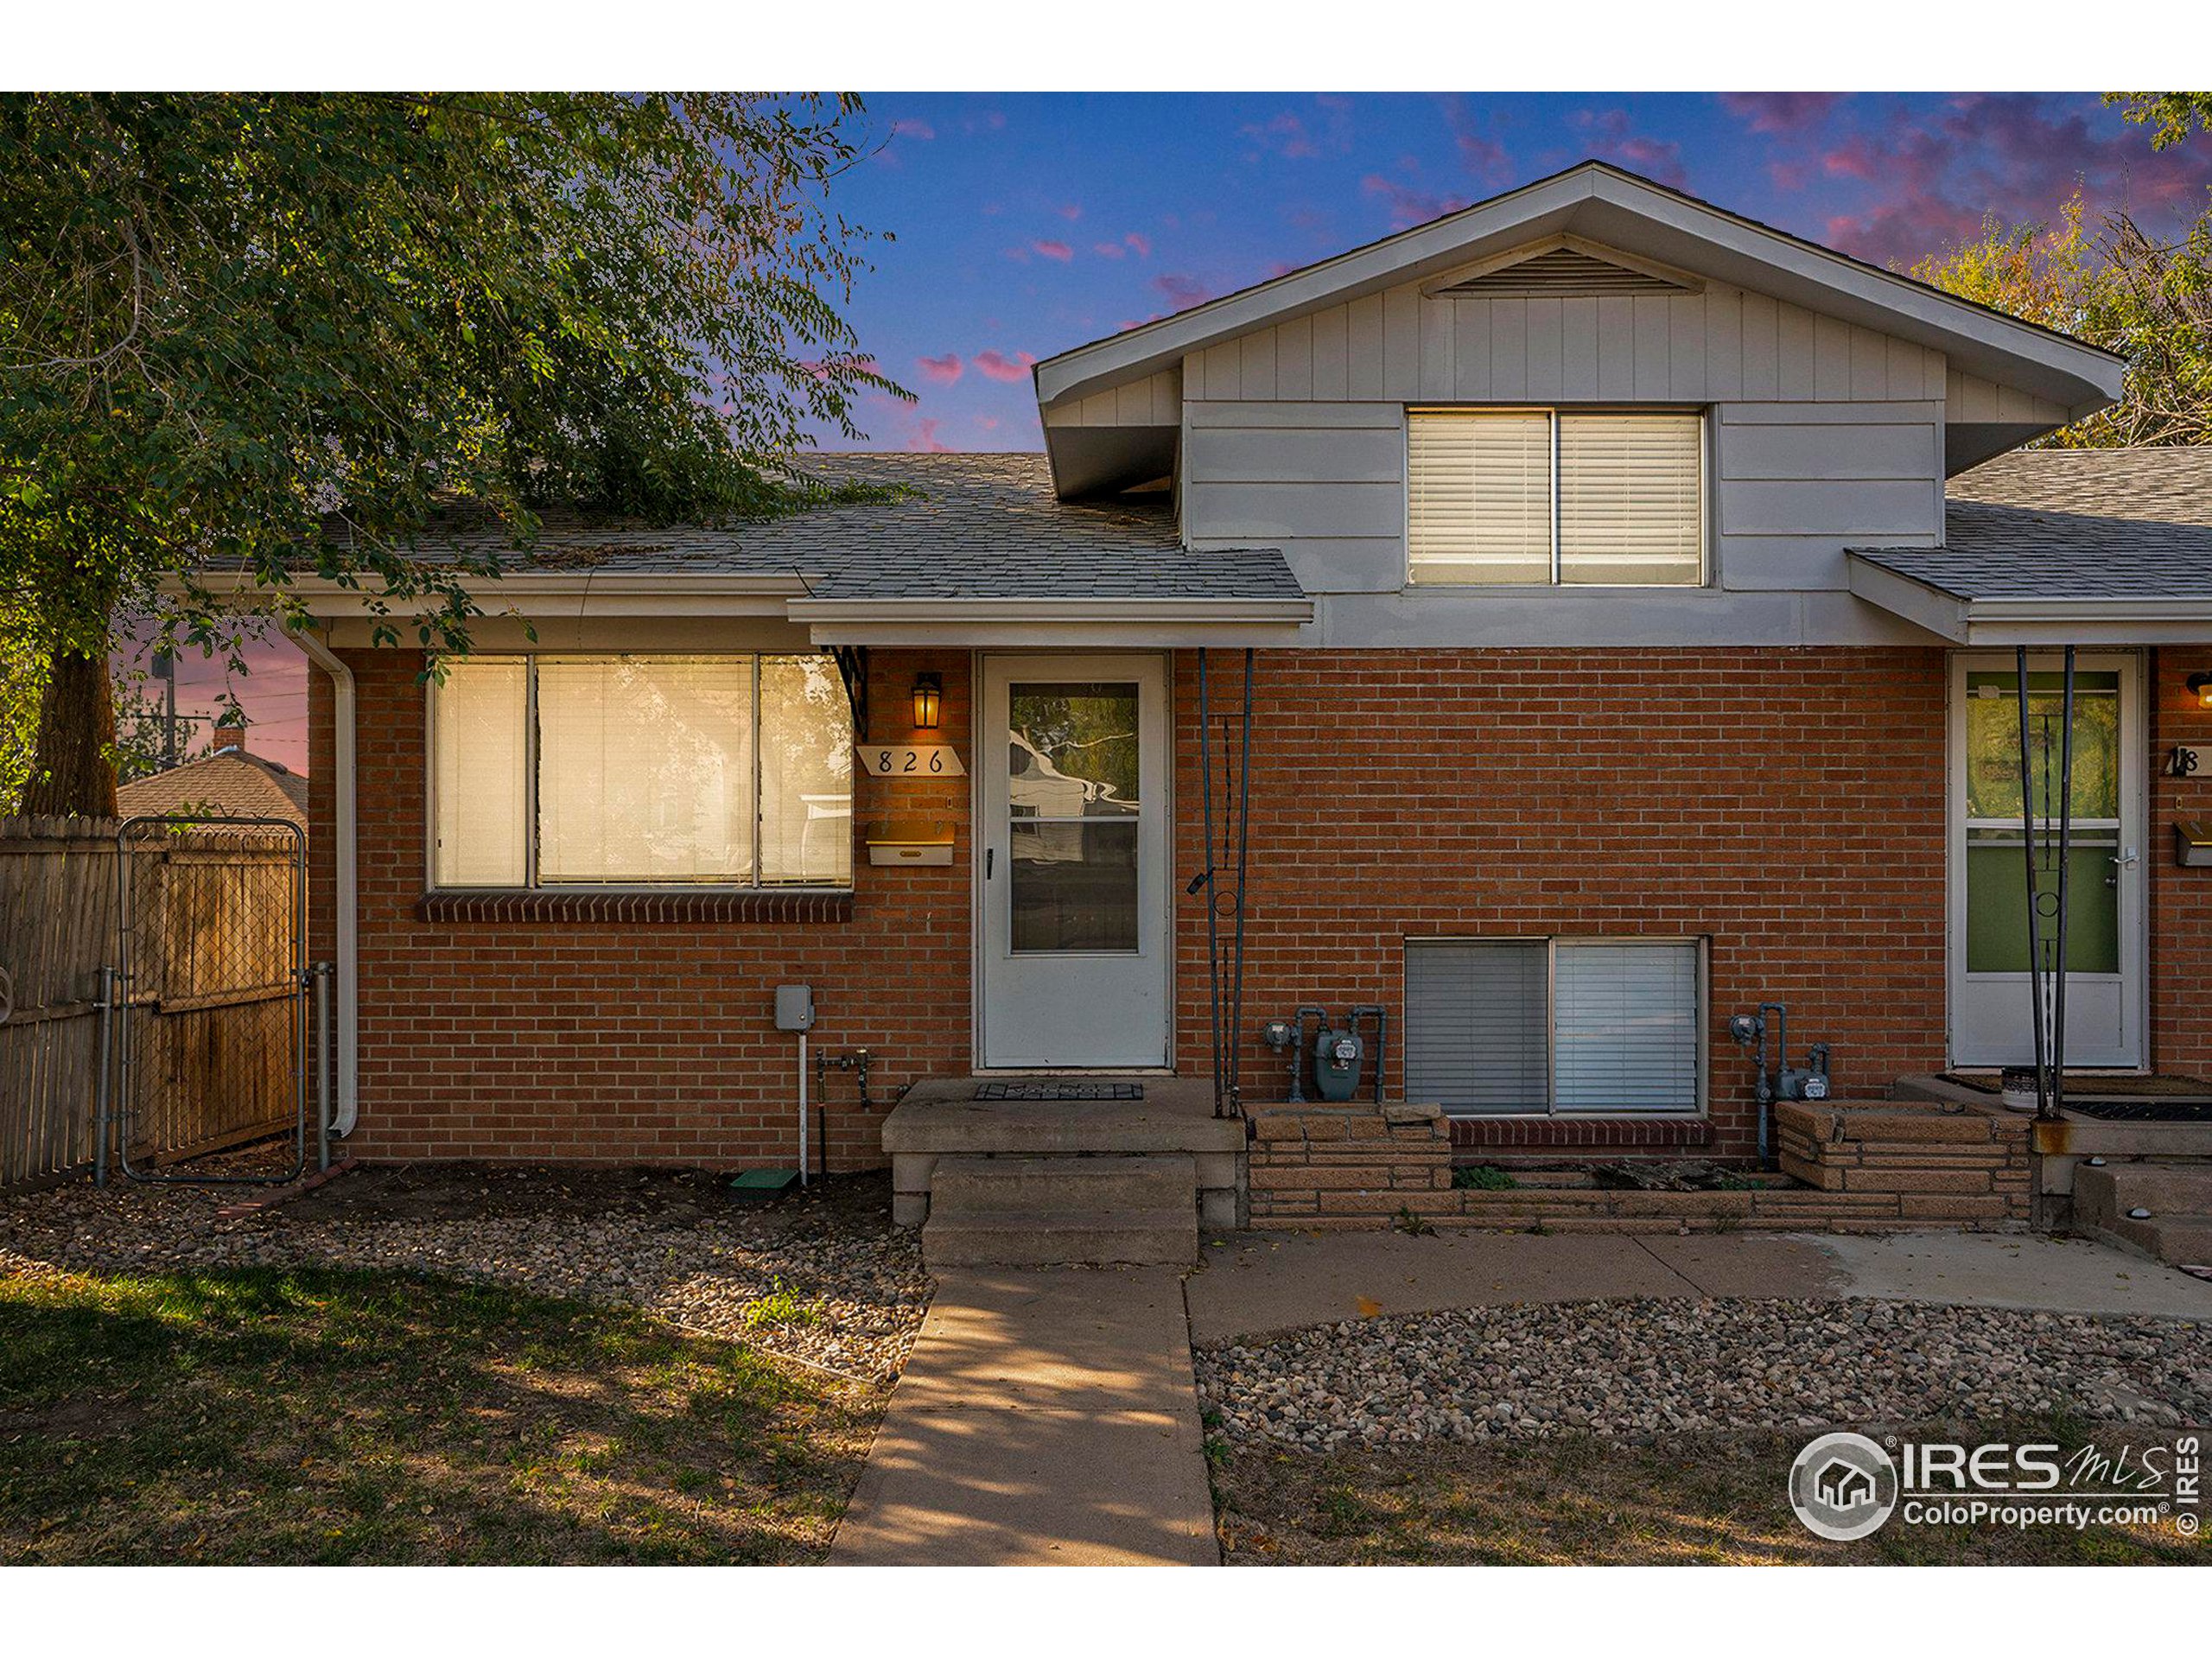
[309,647,973,1168]
[2151,648,2212,1077]
[1171,648,1954,1162]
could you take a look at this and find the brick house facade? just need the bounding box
[289,163,2206,1182]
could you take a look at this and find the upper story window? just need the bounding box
[1407,408,1705,587]
[430,654,853,890]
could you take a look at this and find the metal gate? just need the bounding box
[95,814,331,1185]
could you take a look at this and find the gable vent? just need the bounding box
[1442,247,1689,298]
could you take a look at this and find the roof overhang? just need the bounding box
[1846,554,2212,645]
[181,569,811,621]
[789,594,1314,648]
[1035,162,2126,422]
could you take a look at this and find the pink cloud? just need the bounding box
[907,417,952,454]
[1240,110,1320,161]
[1056,201,1084,220]
[1031,238,1074,261]
[1440,95,1513,185]
[1718,92,1845,136]
[891,118,935,141]
[915,353,963,385]
[1821,135,1883,181]
[1151,271,1212,309]
[1124,232,1152,257]
[1092,240,1126,258]
[1360,173,1465,230]
[1768,159,1810,191]
[975,414,1001,431]
[1570,108,1688,187]
[972,349,1037,382]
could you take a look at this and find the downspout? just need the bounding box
[290,625,359,1137]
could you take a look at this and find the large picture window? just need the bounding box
[429,655,853,889]
[1408,408,1705,587]
[1404,938,1704,1116]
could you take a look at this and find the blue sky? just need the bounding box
[821,91,2212,453]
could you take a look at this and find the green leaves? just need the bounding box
[0,92,909,805]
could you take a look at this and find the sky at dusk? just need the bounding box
[191,90,2212,773]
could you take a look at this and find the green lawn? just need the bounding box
[0,1264,879,1565]
[1211,1422,2209,1566]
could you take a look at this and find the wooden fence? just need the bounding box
[0,816,303,1192]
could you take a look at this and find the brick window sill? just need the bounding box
[415,889,854,925]
[1450,1116,1713,1151]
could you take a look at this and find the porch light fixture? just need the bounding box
[912,672,942,731]
[2190,672,2212,709]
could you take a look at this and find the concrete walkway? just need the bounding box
[1186,1229,2212,1342]
[829,1267,1217,1566]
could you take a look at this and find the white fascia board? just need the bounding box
[180,569,809,619]
[1844,558,1972,641]
[1033,162,2125,416]
[785,595,1313,626]
[806,619,1314,648]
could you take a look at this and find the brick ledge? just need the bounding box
[415,889,854,925]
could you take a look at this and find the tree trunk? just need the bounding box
[20,649,118,817]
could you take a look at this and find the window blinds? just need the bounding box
[1557,412,1703,585]
[1551,942,1701,1114]
[431,659,528,887]
[1403,938,1700,1116]
[537,657,757,884]
[1404,940,1550,1114]
[1406,410,1554,584]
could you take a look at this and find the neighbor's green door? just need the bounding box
[1949,654,2144,1068]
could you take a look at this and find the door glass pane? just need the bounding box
[1961,671,2120,976]
[1010,822,1138,951]
[1964,671,2120,822]
[1007,683,1140,814]
[758,655,853,886]
[1007,681,1141,954]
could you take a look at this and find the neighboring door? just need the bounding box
[977,654,1170,1068]
[1949,652,2146,1068]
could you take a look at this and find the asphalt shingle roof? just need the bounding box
[116,749,309,830]
[355,454,1304,604]
[1851,448,2212,601]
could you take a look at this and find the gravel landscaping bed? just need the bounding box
[1198,1299,2212,1449]
[0,1162,931,1386]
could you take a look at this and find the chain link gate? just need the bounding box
[95,815,332,1186]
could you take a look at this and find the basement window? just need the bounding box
[1403,938,1705,1116]
[429,654,853,889]
[1406,408,1706,587]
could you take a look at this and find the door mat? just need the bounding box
[971,1082,1145,1102]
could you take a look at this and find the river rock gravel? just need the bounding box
[1197,1298,2212,1449]
[0,1163,931,1386]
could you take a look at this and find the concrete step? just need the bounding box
[2075,1163,2212,1267]
[931,1153,1195,1217]
[924,1210,1198,1269]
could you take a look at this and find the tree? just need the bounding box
[1910,194,2212,448]
[2105,92,2212,150]
[1,94,906,814]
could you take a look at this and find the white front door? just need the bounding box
[1948,652,2146,1068]
[977,653,1171,1068]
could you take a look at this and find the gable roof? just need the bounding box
[117,748,309,830]
[1846,448,2212,643]
[1034,160,2125,420]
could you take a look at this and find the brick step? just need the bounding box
[923,1210,1197,1268]
[929,1153,1194,1216]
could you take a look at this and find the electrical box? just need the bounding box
[774,984,816,1032]
[2178,820,2212,868]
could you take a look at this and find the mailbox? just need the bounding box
[2177,820,2212,868]
[864,818,955,867]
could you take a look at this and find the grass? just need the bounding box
[0,1263,880,1565]
[1211,1419,2209,1566]
[1452,1166,1518,1192]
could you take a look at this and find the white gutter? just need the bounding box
[784,595,1314,624]
[289,626,359,1137]
[1847,555,2212,645]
